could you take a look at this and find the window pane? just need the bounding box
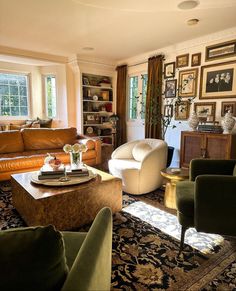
[129,76,138,119]
[141,74,148,119]
[45,76,57,118]
[0,73,29,117]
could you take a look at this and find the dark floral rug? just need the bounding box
[0,183,236,290]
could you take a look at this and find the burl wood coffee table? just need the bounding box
[11,167,122,230]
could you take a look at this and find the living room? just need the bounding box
[0,0,236,290]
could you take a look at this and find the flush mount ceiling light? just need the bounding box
[187,18,199,25]
[178,0,199,10]
[82,47,94,51]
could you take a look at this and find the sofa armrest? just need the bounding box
[190,159,236,181]
[76,138,101,165]
[195,175,236,235]
[111,140,139,159]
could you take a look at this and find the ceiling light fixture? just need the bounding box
[82,47,94,51]
[187,18,199,25]
[178,0,199,10]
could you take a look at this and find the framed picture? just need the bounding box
[191,53,201,67]
[221,101,236,117]
[194,102,216,122]
[165,79,177,98]
[205,39,236,62]
[164,62,175,78]
[87,114,95,121]
[176,54,189,68]
[83,77,90,85]
[164,104,173,117]
[200,61,236,99]
[178,68,198,97]
[175,101,190,120]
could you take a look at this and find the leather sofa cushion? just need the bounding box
[0,225,68,291]
[22,127,78,150]
[0,131,24,154]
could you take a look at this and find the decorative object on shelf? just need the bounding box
[86,126,93,134]
[176,53,189,68]
[200,61,236,99]
[194,102,216,122]
[221,110,236,134]
[98,78,112,88]
[105,103,112,112]
[164,62,175,78]
[175,101,190,120]
[165,79,177,97]
[188,111,199,131]
[191,53,201,67]
[93,95,98,101]
[205,39,236,62]
[221,101,236,117]
[178,68,198,97]
[101,91,110,101]
[83,77,90,85]
[63,143,87,169]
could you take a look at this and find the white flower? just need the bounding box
[63,144,72,153]
[80,144,87,153]
[72,143,81,153]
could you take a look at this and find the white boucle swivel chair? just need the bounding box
[108,139,168,195]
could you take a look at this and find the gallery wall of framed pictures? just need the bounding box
[163,37,236,123]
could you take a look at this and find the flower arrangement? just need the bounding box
[63,143,87,168]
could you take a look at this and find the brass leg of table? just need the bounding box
[164,181,177,210]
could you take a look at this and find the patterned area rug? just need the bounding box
[0,183,236,290]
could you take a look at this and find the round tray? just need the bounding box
[31,170,97,186]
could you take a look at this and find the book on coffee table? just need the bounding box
[40,165,65,175]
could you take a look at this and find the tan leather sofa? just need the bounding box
[0,127,101,181]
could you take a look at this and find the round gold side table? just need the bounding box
[160,168,189,210]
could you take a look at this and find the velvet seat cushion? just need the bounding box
[0,225,68,291]
[176,181,195,217]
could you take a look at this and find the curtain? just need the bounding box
[145,55,163,139]
[116,65,127,147]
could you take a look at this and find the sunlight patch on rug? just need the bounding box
[123,201,224,254]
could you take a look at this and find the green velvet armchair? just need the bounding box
[176,159,236,255]
[0,207,112,291]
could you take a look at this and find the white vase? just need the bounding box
[188,111,199,131]
[221,111,235,134]
[69,152,82,169]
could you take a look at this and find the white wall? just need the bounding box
[123,27,236,167]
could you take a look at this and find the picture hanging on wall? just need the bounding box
[165,79,177,98]
[164,62,175,78]
[200,61,236,99]
[191,53,201,67]
[205,39,236,62]
[164,104,173,117]
[221,101,236,117]
[194,102,216,122]
[178,68,198,98]
[175,101,190,120]
[176,54,189,68]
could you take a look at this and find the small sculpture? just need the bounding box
[188,111,199,131]
[221,110,235,134]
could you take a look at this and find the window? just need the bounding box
[45,75,57,118]
[128,74,147,120]
[0,72,29,117]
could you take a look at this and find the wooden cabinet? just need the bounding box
[180,131,236,168]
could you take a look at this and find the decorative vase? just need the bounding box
[188,111,199,131]
[69,152,82,169]
[221,110,235,134]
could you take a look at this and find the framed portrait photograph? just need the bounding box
[191,53,201,67]
[164,62,175,78]
[175,101,190,120]
[194,102,216,122]
[165,79,177,98]
[178,68,198,97]
[164,104,173,117]
[221,101,236,117]
[200,61,236,99]
[205,39,236,62]
[176,54,189,68]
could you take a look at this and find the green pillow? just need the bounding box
[0,225,68,291]
[233,164,236,176]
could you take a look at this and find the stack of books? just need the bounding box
[38,165,89,180]
[66,167,89,177]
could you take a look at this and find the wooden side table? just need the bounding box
[161,168,189,210]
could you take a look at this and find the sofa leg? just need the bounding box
[177,226,187,257]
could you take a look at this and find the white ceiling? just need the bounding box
[0,0,236,62]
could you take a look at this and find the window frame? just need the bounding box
[0,70,31,120]
[43,74,58,119]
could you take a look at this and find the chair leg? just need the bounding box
[177,226,187,257]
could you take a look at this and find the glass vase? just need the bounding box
[69,152,81,169]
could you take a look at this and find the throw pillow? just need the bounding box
[0,225,68,291]
[37,117,53,128]
[9,123,32,130]
[233,164,236,176]
[132,142,152,162]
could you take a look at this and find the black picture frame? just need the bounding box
[164,62,175,79]
[165,79,177,98]
[205,39,236,62]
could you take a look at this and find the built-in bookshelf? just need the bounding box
[82,73,114,145]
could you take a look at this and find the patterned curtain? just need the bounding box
[145,55,163,139]
[116,65,127,146]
